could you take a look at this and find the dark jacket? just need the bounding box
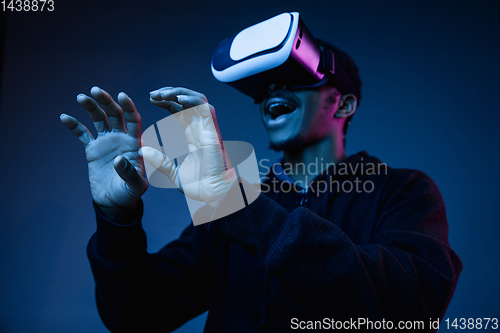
[87,151,462,332]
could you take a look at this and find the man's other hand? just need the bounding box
[145,87,236,209]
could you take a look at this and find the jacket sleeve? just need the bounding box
[208,171,463,325]
[87,199,221,332]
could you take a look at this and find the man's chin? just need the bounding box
[268,136,307,153]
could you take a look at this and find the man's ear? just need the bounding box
[334,94,357,118]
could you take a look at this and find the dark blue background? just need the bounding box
[1,0,498,331]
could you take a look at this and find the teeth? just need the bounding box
[270,102,289,109]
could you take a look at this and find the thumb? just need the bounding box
[139,147,179,188]
[113,156,149,194]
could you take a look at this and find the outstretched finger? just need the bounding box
[149,86,174,101]
[117,92,142,138]
[113,156,149,195]
[158,87,208,103]
[90,86,126,132]
[149,98,184,114]
[77,94,110,134]
[138,147,180,189]
[175,95,210,110]
[60,113,95,146]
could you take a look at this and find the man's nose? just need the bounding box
[267,83,287,94]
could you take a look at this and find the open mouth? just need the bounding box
[268,102,297,119]
[265,95,299,121]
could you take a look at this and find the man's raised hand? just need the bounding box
[144,87,236,209]
[60,86,148,221]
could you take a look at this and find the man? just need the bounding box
[60,39,462,332]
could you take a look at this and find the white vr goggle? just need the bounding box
[211,12,357,102]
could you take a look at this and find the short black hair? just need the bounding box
[316,39,362,145]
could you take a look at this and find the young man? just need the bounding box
[60,40,462,332]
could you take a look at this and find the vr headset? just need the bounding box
[211,12,358,102]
